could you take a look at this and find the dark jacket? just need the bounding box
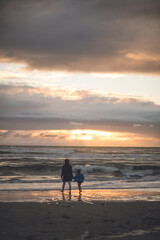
[61,164,73,182]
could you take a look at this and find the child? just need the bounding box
[73,169,84,192]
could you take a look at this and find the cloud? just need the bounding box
[0,0,160,74]
[40,133,59,138]
[0,129,159,147]
[0,84,160,138]
[0,130,31,138]
[70,121,83,126]
[133,124,142,127]
[0,85,159,120]
[149,124,155,128]
[0,130,12,136]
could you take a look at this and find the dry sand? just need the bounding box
[0,201,160,240]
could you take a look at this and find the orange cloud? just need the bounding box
[0,129,159,147]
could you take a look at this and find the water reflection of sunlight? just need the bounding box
[0,189,160,202]
[19,189,160,202]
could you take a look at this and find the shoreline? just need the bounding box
[0,201,160,240]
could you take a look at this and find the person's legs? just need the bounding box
[61,181,66,192]
[68,181,71,191]
[78,182,81,191]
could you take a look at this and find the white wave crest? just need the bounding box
[73,164,118,173]
[123,169,153,178]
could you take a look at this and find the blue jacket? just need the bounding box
[73,173,84,183]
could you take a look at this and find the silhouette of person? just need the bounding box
[61,159,73,192]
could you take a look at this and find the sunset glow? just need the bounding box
[0,0,160,147]
[0,129,159,147]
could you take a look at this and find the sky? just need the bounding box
[0,0,160,146]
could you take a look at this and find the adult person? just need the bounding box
[61,159,73,192]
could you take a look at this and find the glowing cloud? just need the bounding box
[0,129,159,147]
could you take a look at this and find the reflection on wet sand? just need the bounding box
[62,191,71,201]
[62,190,82,201]
[0,189,160,202]
[32,189,160,202]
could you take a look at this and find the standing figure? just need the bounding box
[73,169,84,192]
[61,159,73,192]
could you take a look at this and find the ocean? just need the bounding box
[0,146,160,201]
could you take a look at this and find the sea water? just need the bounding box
[0,146,160,201]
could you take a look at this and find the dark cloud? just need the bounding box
[0,0,159,74]
[0,130,12,137]
[14,132,32,138]
[0,85,160,137]
[40,133,58,138]
[0,129,31,138]
[0,117,160,139]
[0,85,159,121]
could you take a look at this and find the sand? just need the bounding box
[0,201,160,240]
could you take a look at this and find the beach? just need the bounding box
[0,146,160,239]
[0,200,160,240]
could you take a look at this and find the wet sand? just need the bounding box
[1,189,160,202]
[0,201,160,240]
